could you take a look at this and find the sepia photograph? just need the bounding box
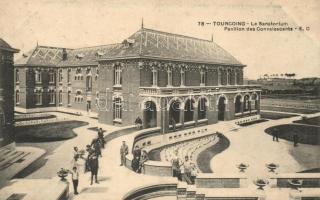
[0,0,319,199]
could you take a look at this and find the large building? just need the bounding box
[15,27,261,133]
[0,39,19,148]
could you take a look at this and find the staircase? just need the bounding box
[0,148,30,171]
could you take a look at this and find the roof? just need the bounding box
[15,46,66,66]
[0,38,19,53]
[15,27,244,67]
[100,28,244,66]
[59,44,120,67]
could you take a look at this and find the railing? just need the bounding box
[139,85,261,96]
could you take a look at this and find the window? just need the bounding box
[49,71,55,83]
[113,97,122,121]
[67,91,71,105]
[67,69,71,83]
[34,90,42,105]
[200,69,206,86]
[16,69,19,82]
[75,91,83,103]
[58,91,63,105]
[75,68,82,80]
[227,69,231,85]
[218,68,222,85]
[114,65,122,86]
[58,69,63,83]
[49,89,55,104]
[95,69,99,81]
[35,70,42,83]
[15,90,20,105]
[167,67,172,87]
[235,71,238,85]
[86,69,92,92]
[180,68,185,86]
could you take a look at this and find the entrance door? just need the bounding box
[218,97,226,121]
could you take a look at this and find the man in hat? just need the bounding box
[120,141,129,166]
[89,153,99,185]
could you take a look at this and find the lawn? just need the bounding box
[293,116,320,126]
[260,111,298,120]
[265,124,320,145]
[15,120,89,142]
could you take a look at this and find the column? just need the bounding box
[160,98,169,134]
[152,67,157,87]
[218,68,221,86]
[167,67,172,87]
[179,102,185,128]
[180,68,185,87]
[193,103,198,126]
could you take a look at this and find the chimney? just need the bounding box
[62,48,67,60]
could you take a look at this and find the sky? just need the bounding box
[0,0,319,79]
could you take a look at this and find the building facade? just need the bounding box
[0,39,19,148]
[15,27,261,133]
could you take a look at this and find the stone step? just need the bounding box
[0,148,12,158]
[0,151,30,170]
[0,150,18,163]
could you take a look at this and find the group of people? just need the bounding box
[69,128,106,195]
[172,154,198,185]
[271,128,300,147]
[132,145,148,173]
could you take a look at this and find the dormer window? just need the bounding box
[96,51,104,57]
[122,39,135,48]
[76,53,85,59]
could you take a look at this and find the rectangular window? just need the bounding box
[35,70,42,83]
[15,90,20,105]
[58,70,63,83]
[113,97,122,121]
[16,69,19,82]
[67,91,71,105]
[59,91,62,105]
[35,92,42,105]
[67,69,71,83]
[49,90,55,104]
[49,72,55,83]
[114,65,122,86]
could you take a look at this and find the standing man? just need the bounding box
[89,153,99,185]
[120,141,129,166]
[98,128,105,148]
[171,151,181,180]
[68,166,79,195]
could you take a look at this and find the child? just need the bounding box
[68,166,79,195]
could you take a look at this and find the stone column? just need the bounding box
[179,102,185,128]
[193,104,198,126]
[160,98,169,134]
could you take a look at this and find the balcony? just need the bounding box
[139,85,261,96]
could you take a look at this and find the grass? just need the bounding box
[196,134,230,173]
[260,111,298,120]
[293,116,320,126]
[15,120,89,142]
[14,114,56,122]
[265,124,320,145]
